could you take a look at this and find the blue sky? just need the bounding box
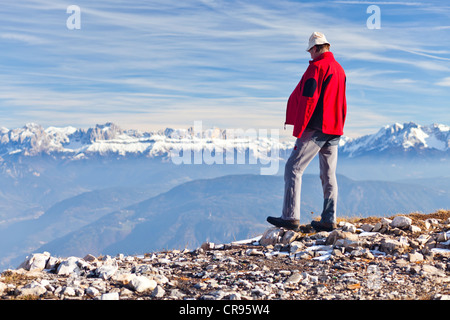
[0,0,449,138]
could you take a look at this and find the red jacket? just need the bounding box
[285,52,347,138]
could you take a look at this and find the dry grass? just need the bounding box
[339,209,450,226]
[0,270,38,285]
[405,209,450,222]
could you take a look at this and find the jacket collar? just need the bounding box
[310,51,334,63]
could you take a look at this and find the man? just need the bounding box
[267,32,347,232]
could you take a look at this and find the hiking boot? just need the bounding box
[266,216,300,231]
[311,220,337,232]
[299,224,315,233]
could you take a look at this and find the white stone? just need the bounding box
[285,272,302,284]
[351,248,374,259]
[326,230,359,246]
[56,257,80,275]
[100,292,119,300]
[0,282,7,295]
[259,227,284,246]
[112,272,135,285]
[390,216,412,229]
[289,241,305,253]
[39,279,50,288]
[341,222,357,233]
[129,276,157,293]
[422,264,446,277]
[408,252,424,263]
[312,253,331,261]
[417,234,431,244]
[76,259,91,270]
[151,285,165,298]
[153,274,169,285]
[19,252,50,271]
[101,255,112,261]
[85,287,100,297]
[294,251,311,259]
[426,218,440,226]
[281,230,298,244]
[334,238,359,249]
[45,256,60,270]
[116,253,124,260]
[96,264,118,280]
[380,238,407,254]
[62,286,76,297]
[431,248,450,257]
[409,225,421,233]
[246,248,264,256]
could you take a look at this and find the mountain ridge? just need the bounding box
[0,121,448,161]
[339,122,449,158]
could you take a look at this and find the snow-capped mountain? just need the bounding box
[0,122,448,161]
[339,122,449,158]
[0,122,293,162]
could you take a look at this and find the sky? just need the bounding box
[0,0,449,139]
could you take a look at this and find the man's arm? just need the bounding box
[287,64,321,137]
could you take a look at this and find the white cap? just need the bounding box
[306,32,330,51]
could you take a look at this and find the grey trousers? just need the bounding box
[282,128,339,224]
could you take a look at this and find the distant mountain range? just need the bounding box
[0,121,447,183]
[0,122,448,161]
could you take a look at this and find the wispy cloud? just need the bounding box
[333,1,425,5]
[436,77,450,87]
[0,0,448,136]
[0,33,48,45]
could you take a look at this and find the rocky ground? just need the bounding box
[1,210,450,301]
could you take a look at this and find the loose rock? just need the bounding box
[128,276,157,293]
[1,210,449,301]
[390,216,412,229]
